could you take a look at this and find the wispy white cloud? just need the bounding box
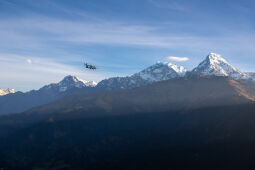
[167,56,189,62]
[1,16,255,53]
[26,59,32,64]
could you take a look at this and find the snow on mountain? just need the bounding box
[191,53,251,80]
[97,62,187,90]
[0,88,16,96]
[42,75,97,92]
[135,62,187,82]
[246,72,255,80]
[83,80,98,87]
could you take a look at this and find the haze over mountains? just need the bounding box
[0,53,255,116]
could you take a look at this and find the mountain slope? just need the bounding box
[0,76,98,115]
[0,88,16,96]
[2,104,255,169]
[26,76,254,116]
[191,53,251,80]
[238,79,255,98]
[1,53,255,116]
[40,75,97,92]
[246,72,255,80]
[97,62,186,90]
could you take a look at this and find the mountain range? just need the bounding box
[99,53,255,91]
[1,53,255,169]
[0,52,255,115]
[97,62,186,90]
[26,76,255,117]
[0,76,99,115]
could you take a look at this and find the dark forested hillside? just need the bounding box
[1,104,255,169]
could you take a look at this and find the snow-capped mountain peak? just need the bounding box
[191,53,249,80]
[97,62,187,90]
[207,52,228,64]
[84,81,98,87]
[135,62,187,82]
[166,62,187,76]
[42,75,97,92]
[68,76,97,87]
[0,88,16,96]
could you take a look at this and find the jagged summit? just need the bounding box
[97,62,187,90]
[0,88,16,96]
[135,62,187,82]
[61,75,81,83]
[191,53,250,80]
[207,52,228,63]
[42,75,97,92]
[59,75,97,87]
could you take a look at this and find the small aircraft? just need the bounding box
[84,63,97,70]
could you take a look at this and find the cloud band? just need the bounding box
[167,56,189,62]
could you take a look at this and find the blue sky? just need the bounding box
[0,0,255,91]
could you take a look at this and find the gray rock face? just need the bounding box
[97,62,187,90]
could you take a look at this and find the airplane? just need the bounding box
[84,63,97,70]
